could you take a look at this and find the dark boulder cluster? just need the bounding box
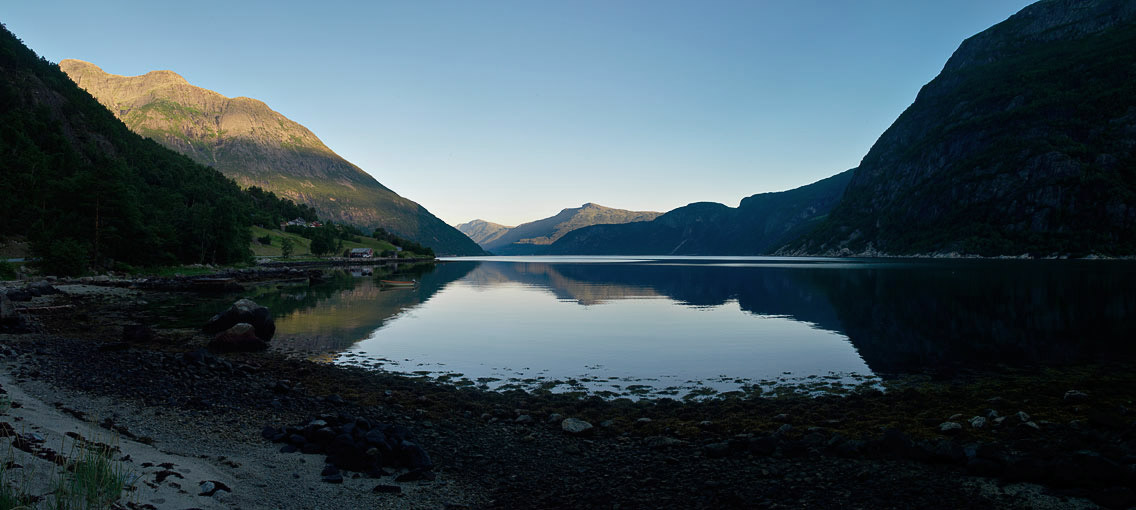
[0,282,59,332]
[203,299,275,352]
[262,412,434,483]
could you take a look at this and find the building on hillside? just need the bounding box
[349,248,374,258]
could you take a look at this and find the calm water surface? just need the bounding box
[239,257,1136,398]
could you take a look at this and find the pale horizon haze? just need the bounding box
[4,0,1034,226]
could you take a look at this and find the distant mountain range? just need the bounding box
[545,170,853,255]
[458,203,661,255]
[60,59,483,256]
[454,220,512,247]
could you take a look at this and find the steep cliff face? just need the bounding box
[547,169,854,255]
[475,203,662,255]
[60,59,484,255]
[790,0,1136,256]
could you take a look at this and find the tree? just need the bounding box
[280,237,294,259]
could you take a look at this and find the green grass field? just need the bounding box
[249,226,400,258]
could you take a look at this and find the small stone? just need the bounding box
[1063,390,1089,402]
[773,414,790,422]
[1023,421,1040,431]
[561,418,594,435]
[373,484,402,494]
[948,413,963,421]
[993,416,1006,425]
[939,422,963,434]
[969,416,986,429]
[199,481,215,495]
[775,424,793,436]
[986,409,1000,419]
[1016,411,1030,422]
[636,417,653,424]
[599,420,615,428]
[322,473,344,484]
[703,442,730,458]
[644,436,685,449]
[514,415,533,424]
[547,413,563,423]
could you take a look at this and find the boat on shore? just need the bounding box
[379,279,418,288]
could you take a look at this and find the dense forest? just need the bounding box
[0,24,340,275]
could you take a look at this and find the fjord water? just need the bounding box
[262,257,1136,398]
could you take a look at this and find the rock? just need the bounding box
[1064,390,1089,402]
[561,418,594,435]
[183,347,216,365]
[514,415,534,424]
[773,413,790,422]
[0,293,16,324]
[321,464,340,476]
[322,473,344,484]
[395,469,435,482]
[203,298,275,341]
[969,416,986,429]
[199,480,230,496]
[939,422,963,434]
[1016,411,1031,422]
[636,417,653,424]
[400,440,433,470]
[27,281,59,296]
[644,436,686,449]
[774,424,793,436]
[261,426,281,440]
[373,484,402,494]
[208,323,267,352]
[4,289,32,302]
[122,324,155,343]
[599,419,615,428]
[703,442,731,458]
[948,413,963,421]
[547,413,563,423]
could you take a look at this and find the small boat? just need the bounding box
[380,279,418,288]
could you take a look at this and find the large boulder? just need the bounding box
[203,298,275,341]
[208,323,267,352]
[1,292,16,324]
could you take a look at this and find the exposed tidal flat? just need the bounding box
[1,257,1135,508]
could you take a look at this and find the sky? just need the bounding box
[4,0,1035,226]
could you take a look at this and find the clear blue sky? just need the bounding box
[4,0,1034,226]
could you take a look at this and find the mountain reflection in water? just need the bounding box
[264,257,1136,395]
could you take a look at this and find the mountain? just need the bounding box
[545,170,854,255]
[455,219,512,246]
[473,203,662,255]
[0,24,250,274]
[59,59,484,256]
[787,0,1136,257]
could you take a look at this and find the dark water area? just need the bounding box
[172,257,1136,399]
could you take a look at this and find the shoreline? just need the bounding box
[1,276,1133,508]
